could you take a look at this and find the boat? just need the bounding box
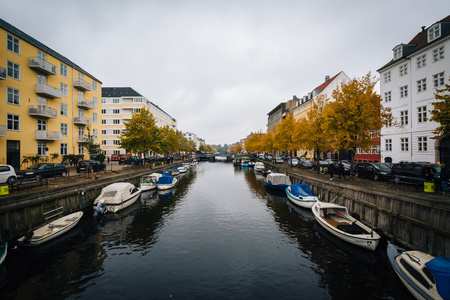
[93,199,107,218]
[261,168,272,177]
[157,173,178,190]
[254,162,265,172]
[18,211,83,246]
[248,161,255,168]
[311,201,380,251]
[233,155,251,166]
[0,241,6,266]
[167,168,180,176]
[178,166,188,173]
[241,159,250,167]
[93,182,141,213]
[264,173,291,190]
[387,242,449,300]
[139,173,163,191]
[285,183,319,209]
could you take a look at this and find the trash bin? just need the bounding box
[424,182,435,193]
[0,185,9,196]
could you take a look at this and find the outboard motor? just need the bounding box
[93,199,107,218]
[21,230,34,245]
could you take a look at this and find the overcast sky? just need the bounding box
[2,1,450,145]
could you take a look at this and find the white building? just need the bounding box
[378,15,450,164]
[101,87,177,157]
[183,132,202,150]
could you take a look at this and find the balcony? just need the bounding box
[73,79,92,91]
[0,67,6,80]
[0,125,6,137]
[29,105,57,118]
[73,116,92,126]
[77,98,95,109]
[35,130,62,141]
[29,57,57,75]
[36,83,63,98]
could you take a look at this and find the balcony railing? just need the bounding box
[73,79,92,91]
[0,125,6,137]
[35,130,62,141]
[73,116,92,126]
[0,67,6,80]
[29,57,57,75]
[77,98,95,109]
[36,83,63,98]
[29,105,57,118]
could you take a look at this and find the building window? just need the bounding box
[102,140,107,145]
[418,105,427,123]
[60,143,68,155]
[433,72,445,87]
[400,110,408,126]
[101,109,106,114]
[133,108,141,113]
[60,83,68,97]
[61,123,68,136]
[37,142,47,156]
[400,138,409,152]
[113,130,120,134]
[394,46,402,60]
[385,139,392,151]
[93,113,98,123]
[102,130,107,135]
[93,96,98,108]
[417,78,427,92]
[433,46,444,62]
[7,87,20,105]
[102,119,107,125]
[7,34,20,54]
[78,144,84,155]
[113,150,120,155]
[93,129,98,140]
[92,81,98,92]
[417,54,426,68]
[418,137,427,152]
[134,97,143,103]
[114,140,120,145]
[113,109,120,114]
[384,91,391,102]
[101,98,106,104]
[428,24,441,42]
[113,98,120,103]
[60,103,68,116]
[60,63,68,77]
[37,119,47,130]
[399,64,408,76]
[7,61,20,80]
[113,119,120,124]
[400,85,408,98]
[384,71,391,83]
[7,114,20,131]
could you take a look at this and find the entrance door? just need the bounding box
[7,140,20,170]
[439,138,450,166]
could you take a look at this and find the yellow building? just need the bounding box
[0,18,102,170]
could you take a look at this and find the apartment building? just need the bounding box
[0,18,102,170]
[183,132,202,150]
[378,15,450,164]
[101,87,177,157]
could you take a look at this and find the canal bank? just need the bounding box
[265,161,450,257]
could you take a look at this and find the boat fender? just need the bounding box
[351,213,361,221]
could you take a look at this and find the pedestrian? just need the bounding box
[339,161,347,180]
[329,161,334,180]
[440,164,449,195]
[422,163,436,182]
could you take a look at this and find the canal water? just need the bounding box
[0,162,414,299]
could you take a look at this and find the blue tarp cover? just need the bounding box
[290,183,314,197]
[426,256,450,300]
[158,176,173,184]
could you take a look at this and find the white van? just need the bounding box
[0,165,16,185]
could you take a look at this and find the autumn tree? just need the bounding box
[82,126,101,159]
[323,73,393,174]
[158,125,179,155]
[430,76,450,139]
[119,107,160,158]
[273,114,297,156]
[245,131,266,153]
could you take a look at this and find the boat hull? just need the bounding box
[140,183,157,191]
[285,187,318,209]
[107,191,141,213]
[312,202,380,251]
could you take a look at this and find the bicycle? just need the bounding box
[437,181,450,195]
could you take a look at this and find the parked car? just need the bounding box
[0,165,16,185]
[119,157,130,165]
[330,161,351,175]
[275,156,283,164]
[288,157,299,167]
[298,158,313,169]
[76,160,106,173]
[391,162,441,184]
[354,162,392,181]
[16,163,68,181]
[129,156,143,165]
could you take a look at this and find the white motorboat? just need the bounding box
[285,183,319,209]
[157,174,178,190]
[311,202,380,251]
[94,182,141,213]
[264,173,291,191]
[18,211,83,246]
[387,242,449,300]
[139,173,162,191]
[178,166,188,173]
[254,162,265,172]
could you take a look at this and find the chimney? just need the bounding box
[422,26,426,31]
[325,75,330,82]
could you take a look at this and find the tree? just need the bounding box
[158,125,178,155]
[83,126,101,159]
[119,107,161,157]
[323,73,393,174]
[430,76,450,139]
[273,114,297,155]
[296,94,331,169]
